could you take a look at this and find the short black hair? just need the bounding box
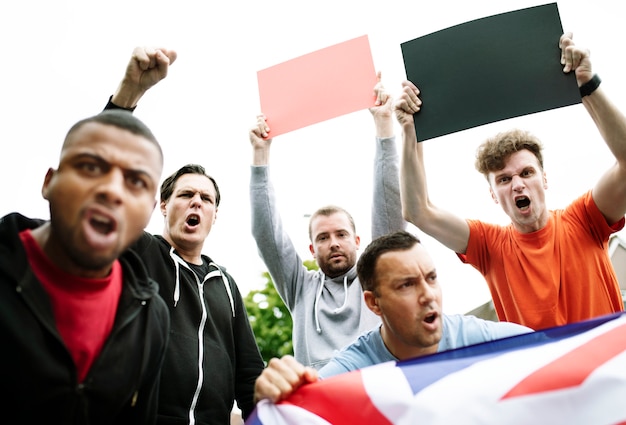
[64,109,163,160]
[357,230,421,293]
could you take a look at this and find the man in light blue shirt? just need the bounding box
[254,231,532,403]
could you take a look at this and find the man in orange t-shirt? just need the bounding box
[396,32,625,330]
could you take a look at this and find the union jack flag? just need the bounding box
[246,311,626,424]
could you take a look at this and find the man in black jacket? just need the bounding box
[0,110,170,424]
[105,46,264,425]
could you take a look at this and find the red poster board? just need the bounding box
[257,35,377,138]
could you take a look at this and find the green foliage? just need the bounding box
[244,261,319,365]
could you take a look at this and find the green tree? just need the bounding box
[245,260,318,365]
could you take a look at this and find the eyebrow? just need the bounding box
[72,153,154,175]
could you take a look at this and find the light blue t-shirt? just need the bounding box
[318,314,532,379]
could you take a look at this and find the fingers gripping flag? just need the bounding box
[247,312,626,424]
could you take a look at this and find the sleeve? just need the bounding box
[103,95,137,113]
[489,321,534,338]
[457,219,494,276]
[464,315,533,344]
[577,190,625,240]
[230,277,265,420]
[250,164,310,309]
[371,136,406,239]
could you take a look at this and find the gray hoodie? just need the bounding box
[250,136,405,369]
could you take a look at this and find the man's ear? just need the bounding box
[364,290,382,316]
[309,243,315,257]
[41,168,55,200]
[160,200,167,217]
[543,171,548,190]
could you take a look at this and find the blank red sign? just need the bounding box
[257,35,377,138]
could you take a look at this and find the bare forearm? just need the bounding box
[583,87,626,163]
[400,123,429,224]
[373,115,394,139]
[252,146,270,166]
[111,79,146,109]
[399,123,470,252]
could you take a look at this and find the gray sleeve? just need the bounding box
[250,165,309,310]
[371,136,406,239]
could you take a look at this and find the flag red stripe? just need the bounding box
[502,323,626,399]
[282,371,393,425]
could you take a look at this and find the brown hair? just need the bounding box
[475,129,544,179]
[308,205,356,241]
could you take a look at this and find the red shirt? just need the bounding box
[20,229,122,382]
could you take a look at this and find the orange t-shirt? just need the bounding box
[459,191,624,330]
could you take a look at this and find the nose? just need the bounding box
[95,168,125,205]
[190,192,202,208]
[329,235,341,248]
[511,174,525,191]
[418,281,436,305]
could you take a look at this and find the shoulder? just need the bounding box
[319,326,385,378]
[130,232,169,255]
[443,314,531,343]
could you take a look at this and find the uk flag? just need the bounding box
[246,312,626,424]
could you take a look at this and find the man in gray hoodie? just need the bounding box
[248,73,406,370]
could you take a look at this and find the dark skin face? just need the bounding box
[33,122,162,278]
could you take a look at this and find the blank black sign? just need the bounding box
[401,3,580,142]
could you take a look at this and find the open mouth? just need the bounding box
[424,312,437,324]
[515,196,531,209]
[90,214,114,234]
[186,214,200,227]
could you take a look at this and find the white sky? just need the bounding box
[2,0,624,315]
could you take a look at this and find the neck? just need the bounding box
[164,235,203,265]
[380,325,438,361]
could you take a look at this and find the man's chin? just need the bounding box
[326,264,351,277]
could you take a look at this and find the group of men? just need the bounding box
[1,31,625,424]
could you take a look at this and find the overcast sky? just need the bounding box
[2,0,624,314]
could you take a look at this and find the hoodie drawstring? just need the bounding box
[169,248,182,307]
[168,248,235,317]
[206,263,235,317]
[314,274,350,334]
[314,273,325,333]
[334,276,349,314]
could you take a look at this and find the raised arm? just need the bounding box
[249,115,310,308]
[560,32,626,225]
[395,81,471,253]
[250,114,272,166]
[109,46,177,109]
[370,72,406,238]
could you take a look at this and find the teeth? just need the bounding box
[92,213,111,224]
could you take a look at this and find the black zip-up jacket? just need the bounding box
[103,98,264,423]
[132,233,264,425]
[0,213,170,425]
